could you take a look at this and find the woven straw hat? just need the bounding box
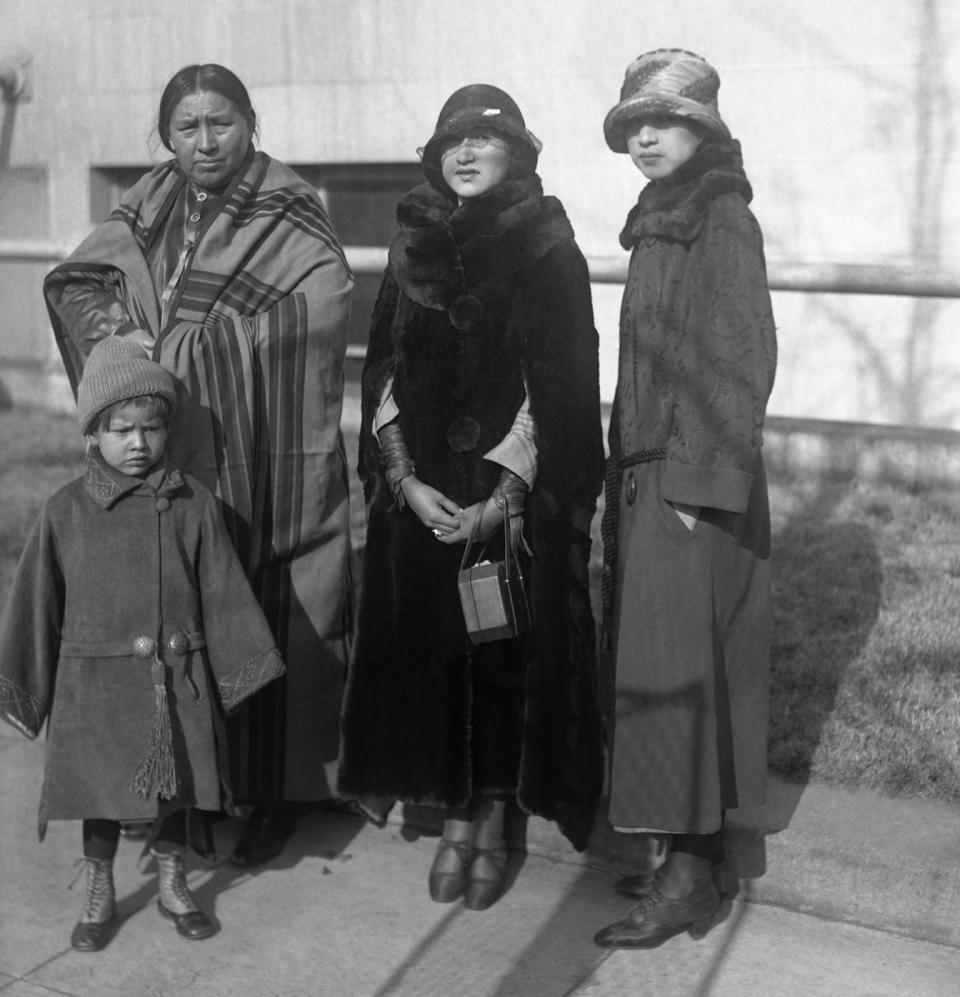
[604,48,731,153]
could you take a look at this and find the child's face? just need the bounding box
[89,401,168,478]
[624,115,703,180]
[440,128,512,201]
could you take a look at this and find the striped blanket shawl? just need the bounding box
[44,151,355,799]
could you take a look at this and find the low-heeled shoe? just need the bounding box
[158,900,218,940]
[594,876,720,949]
[464,846,507,911]
[614,870,658,899]
[428,838,473,903]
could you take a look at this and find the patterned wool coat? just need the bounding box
[338,176,605,850]
[43,149,353,803]
[603,141,778,834]
[0,451,285,838]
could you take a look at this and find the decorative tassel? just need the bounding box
[131,657,179,800]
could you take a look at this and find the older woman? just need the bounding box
[338,84,605,910]
[44,64,354,866]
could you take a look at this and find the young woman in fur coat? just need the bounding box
[338,84,605,910]
[594,50,778,950]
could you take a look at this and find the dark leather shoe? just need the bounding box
[157,900,218,940]
[594,876,720,949]
[70,907,116,952]
[428,838,473,903]
[464,846,507,911]
[614,870,658,899]
[230,806,296,869]
[618,863,732,902]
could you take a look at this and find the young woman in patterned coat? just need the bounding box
[595,49,778,950]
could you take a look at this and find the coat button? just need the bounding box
[156,496,171,512]
[133,635,156,658]
[448,294,484,330]
[167,631,190,655]
[446,415,481,453]
[189,212,201,222]
[625,471,637,506]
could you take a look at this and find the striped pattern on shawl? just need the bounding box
[44,151,354,801]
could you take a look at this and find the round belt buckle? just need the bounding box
[132,635,156,658]
[166,631,190,655]
[625,471,637,506]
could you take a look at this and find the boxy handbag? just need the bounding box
[457,501,531,645]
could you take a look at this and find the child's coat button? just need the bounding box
[156,497,171,512]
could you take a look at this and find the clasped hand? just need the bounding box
[400,477,501,545]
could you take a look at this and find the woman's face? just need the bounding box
[439,128,512,200]
[167,90,252,190]
[624,115,703,180]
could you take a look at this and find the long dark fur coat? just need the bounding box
[338,175,605,850]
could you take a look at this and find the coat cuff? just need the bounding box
[217,648,286,714]
[661,460,753,514]
[0,676,44,739]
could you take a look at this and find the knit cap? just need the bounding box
[77,336,177,434]
[420,83,542,176]
[604,48,731,153]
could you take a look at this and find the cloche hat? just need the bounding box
[604,48,731,153]
[420,83,542,176]
[77,336,177,434]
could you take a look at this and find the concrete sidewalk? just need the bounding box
[2,721,960,997]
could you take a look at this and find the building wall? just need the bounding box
[1,0,958,425]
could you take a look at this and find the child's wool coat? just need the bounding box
[0,450,285,838]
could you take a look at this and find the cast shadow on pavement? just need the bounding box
[491,863,753,997]
[98,806,367,944]
[732,507,882,882]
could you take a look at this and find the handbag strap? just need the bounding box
[459,497,513,579]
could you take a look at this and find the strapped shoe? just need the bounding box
[594,874,720,949]
[464,846,507,911]
[428,838,473,903]
[153,848,217,940]
[70,857,117,952]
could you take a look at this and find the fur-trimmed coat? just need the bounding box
[603,141,777,833]
[0,450,285,838]
[338,176,605,850]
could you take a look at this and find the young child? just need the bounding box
[0,336,285,951]
[595,49,777,949]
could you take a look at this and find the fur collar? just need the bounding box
[389,176,574,310]
[619,140,753,249]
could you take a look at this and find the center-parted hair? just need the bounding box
[157,63,258,152]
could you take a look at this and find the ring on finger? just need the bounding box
[432,528,443,538]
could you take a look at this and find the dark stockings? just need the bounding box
[83,809,187,860]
